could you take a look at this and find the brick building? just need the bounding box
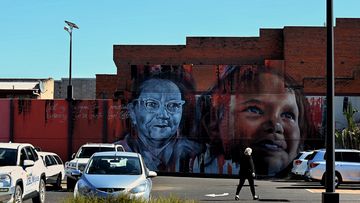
[96,18,360,98]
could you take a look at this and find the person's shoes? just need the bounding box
[253,195,259,200]
[235,195,240,201]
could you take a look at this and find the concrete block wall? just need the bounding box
[55,78,96,99]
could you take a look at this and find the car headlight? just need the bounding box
[66,162,76,169]
[0,174,11,187]
[77,179,93,195]
[130,182,147,194]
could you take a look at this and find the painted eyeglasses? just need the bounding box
[133,98,185,114]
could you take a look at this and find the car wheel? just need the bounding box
[32,178,46,203]
[334,173,341,188]
[321,172,342,188]
[14,184,23,203]
[66,177,76,192]
[320,175,325,186]
[54,173,62,189]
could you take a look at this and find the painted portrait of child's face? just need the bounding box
[234,72,300,175]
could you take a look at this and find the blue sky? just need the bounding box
[1,0,359,80]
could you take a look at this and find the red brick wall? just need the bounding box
[283,27,326,83]
[99,18,360,98]
[304,69,360,95]
[334,18,360,78]
[96,74,120,99]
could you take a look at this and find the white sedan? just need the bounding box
[73,151,157,200]
[38,151,65,189]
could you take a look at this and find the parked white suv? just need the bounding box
[291,151,313,177]
[65,143,124,191]
[38,151,65,189]
[305,149,360,187]
[0,143,47,203]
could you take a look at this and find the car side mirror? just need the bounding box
[147,171,157,178]
[23,160,35,168]
[71,170,82,177]
[71,153,76,159]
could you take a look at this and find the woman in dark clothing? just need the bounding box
[235,147,259,200]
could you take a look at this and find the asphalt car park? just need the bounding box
[23,176,360,203]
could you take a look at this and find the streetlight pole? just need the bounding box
[322,0,339,202]
[64,20,79,100]
[64,20,78,160]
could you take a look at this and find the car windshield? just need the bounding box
[0,148,17,166]
[87,156,141,175]
[77,147,115,158]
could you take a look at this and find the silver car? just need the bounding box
[305,149,360,187]
[73,151,157,200]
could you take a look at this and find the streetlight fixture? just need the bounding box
[64,20,79,100]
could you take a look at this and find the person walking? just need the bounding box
[235,147,259,200]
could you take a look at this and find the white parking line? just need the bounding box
[306,189,360,194]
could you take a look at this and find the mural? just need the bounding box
[115,65,201,172]
[191,65,317,176]
[119,64,359,177]
[1,64,359,177]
